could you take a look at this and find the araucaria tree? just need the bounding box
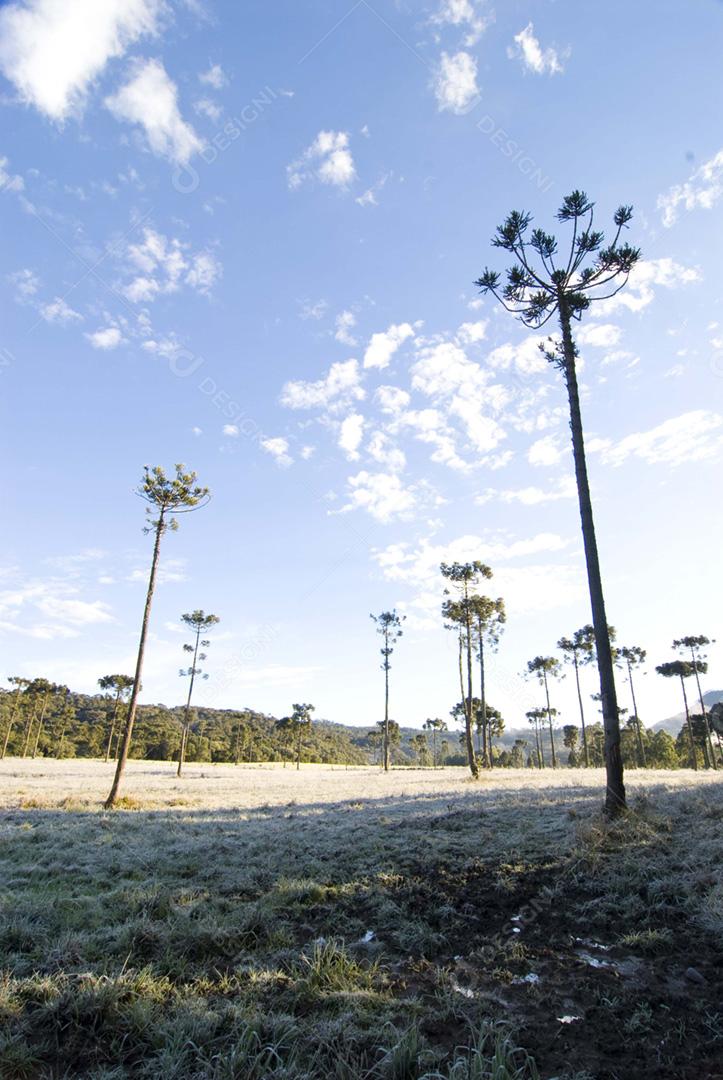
[617,645,647,768]
[476,191,640,814]
[98,675,135,763]
[441,561,492,779]
[105,465,210,809]
[526,656,562,768]
[656,660,702,770]
[276,703,315,770]
[370,609,405,773]
[557,626,596,767]
[470,594,505,768]
[177,610,220,777]
[672,636,717,769]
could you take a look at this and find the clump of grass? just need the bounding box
[618,927,674,955]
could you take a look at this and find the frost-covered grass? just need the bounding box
[0,759,721,1079]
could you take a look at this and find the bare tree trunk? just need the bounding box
[543,671,557,768]
[477,623,490,768]
[535,720,544,769]
[680,677,698,770]
[573,654,590,767]
[105,690,121,763]
[31,691,51,759]
[1,687,23,760]
[178,625,201,777]
[690,649,717,769]
[559,303,625,814]
[22,707,37,757]
[383,635,390,773]
[105,516,164,809]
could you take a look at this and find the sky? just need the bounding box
[1,0,722,735]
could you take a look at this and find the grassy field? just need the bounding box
[0,760,721,1080]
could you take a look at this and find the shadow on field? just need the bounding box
[1,781,722,1079]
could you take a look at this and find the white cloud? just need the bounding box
[0,155,24,193]
[367,431,406,473]
[338,413,365,460]
[0,0,162,120]
[577,323,622,349]
[281,359,365,411]
[431,0,493,46]
[261,436,293,467]
[658,149,723,227]
[86,326,123,349]
[592,411,723,468]
[508,22,568,75]
[222,424,239,436]
[194,97,222,122]
[8,267,39,300]
[355,172,389,208]
[487,336,547,374]
[478,476,576,506]
[287,130,356,190]
[122,228,220,302]
[339,471,417,522]
[40,296,82,324]
[434,50,479,114]
[199,62,227,89]
[597,258,700,316]
[364,322,414,369]
[528,434,564,467]
[106,58,203,166]
[335,310,357,346]
[456,319,487,344]
[376,385,411,415]
[0,577,114,639]
[373,532,572,617]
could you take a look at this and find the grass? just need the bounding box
[0,759,721,1078]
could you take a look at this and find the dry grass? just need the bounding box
[0,759,721,1079]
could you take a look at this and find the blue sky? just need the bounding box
[1,0,722,734]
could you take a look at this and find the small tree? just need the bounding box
[423,717,447,767]
[672,636,717,769]
[370,610,405,773]
[105,465,210,809]
[526,708,546,768]
[441,561,492,778]
[526,656,562,767]
[562,724,580,766]
[276,703,315,770]
[617,645,647,768]
[476,191,640,815]
[411,732,430,767]
[656,660,703,770]
[98,675,135,763]
[177,610,220,777]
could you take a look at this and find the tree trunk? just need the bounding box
[463,599,479,779]
[573,654,590,767]
[559,303,625,814]
[625,661,646,768]
[690,648,717,770]
[543,671,557,768]
[22,707,38,757]
[680,677,697,770]
[535,720,544,768]
[178,625,201,777]
[296,726,301,770]
[1,686,23,760]
[31,691,51,760]
[477,624,490,767]
[105,690,121,764]
[383,635,390,773]
[105,515,165,809]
